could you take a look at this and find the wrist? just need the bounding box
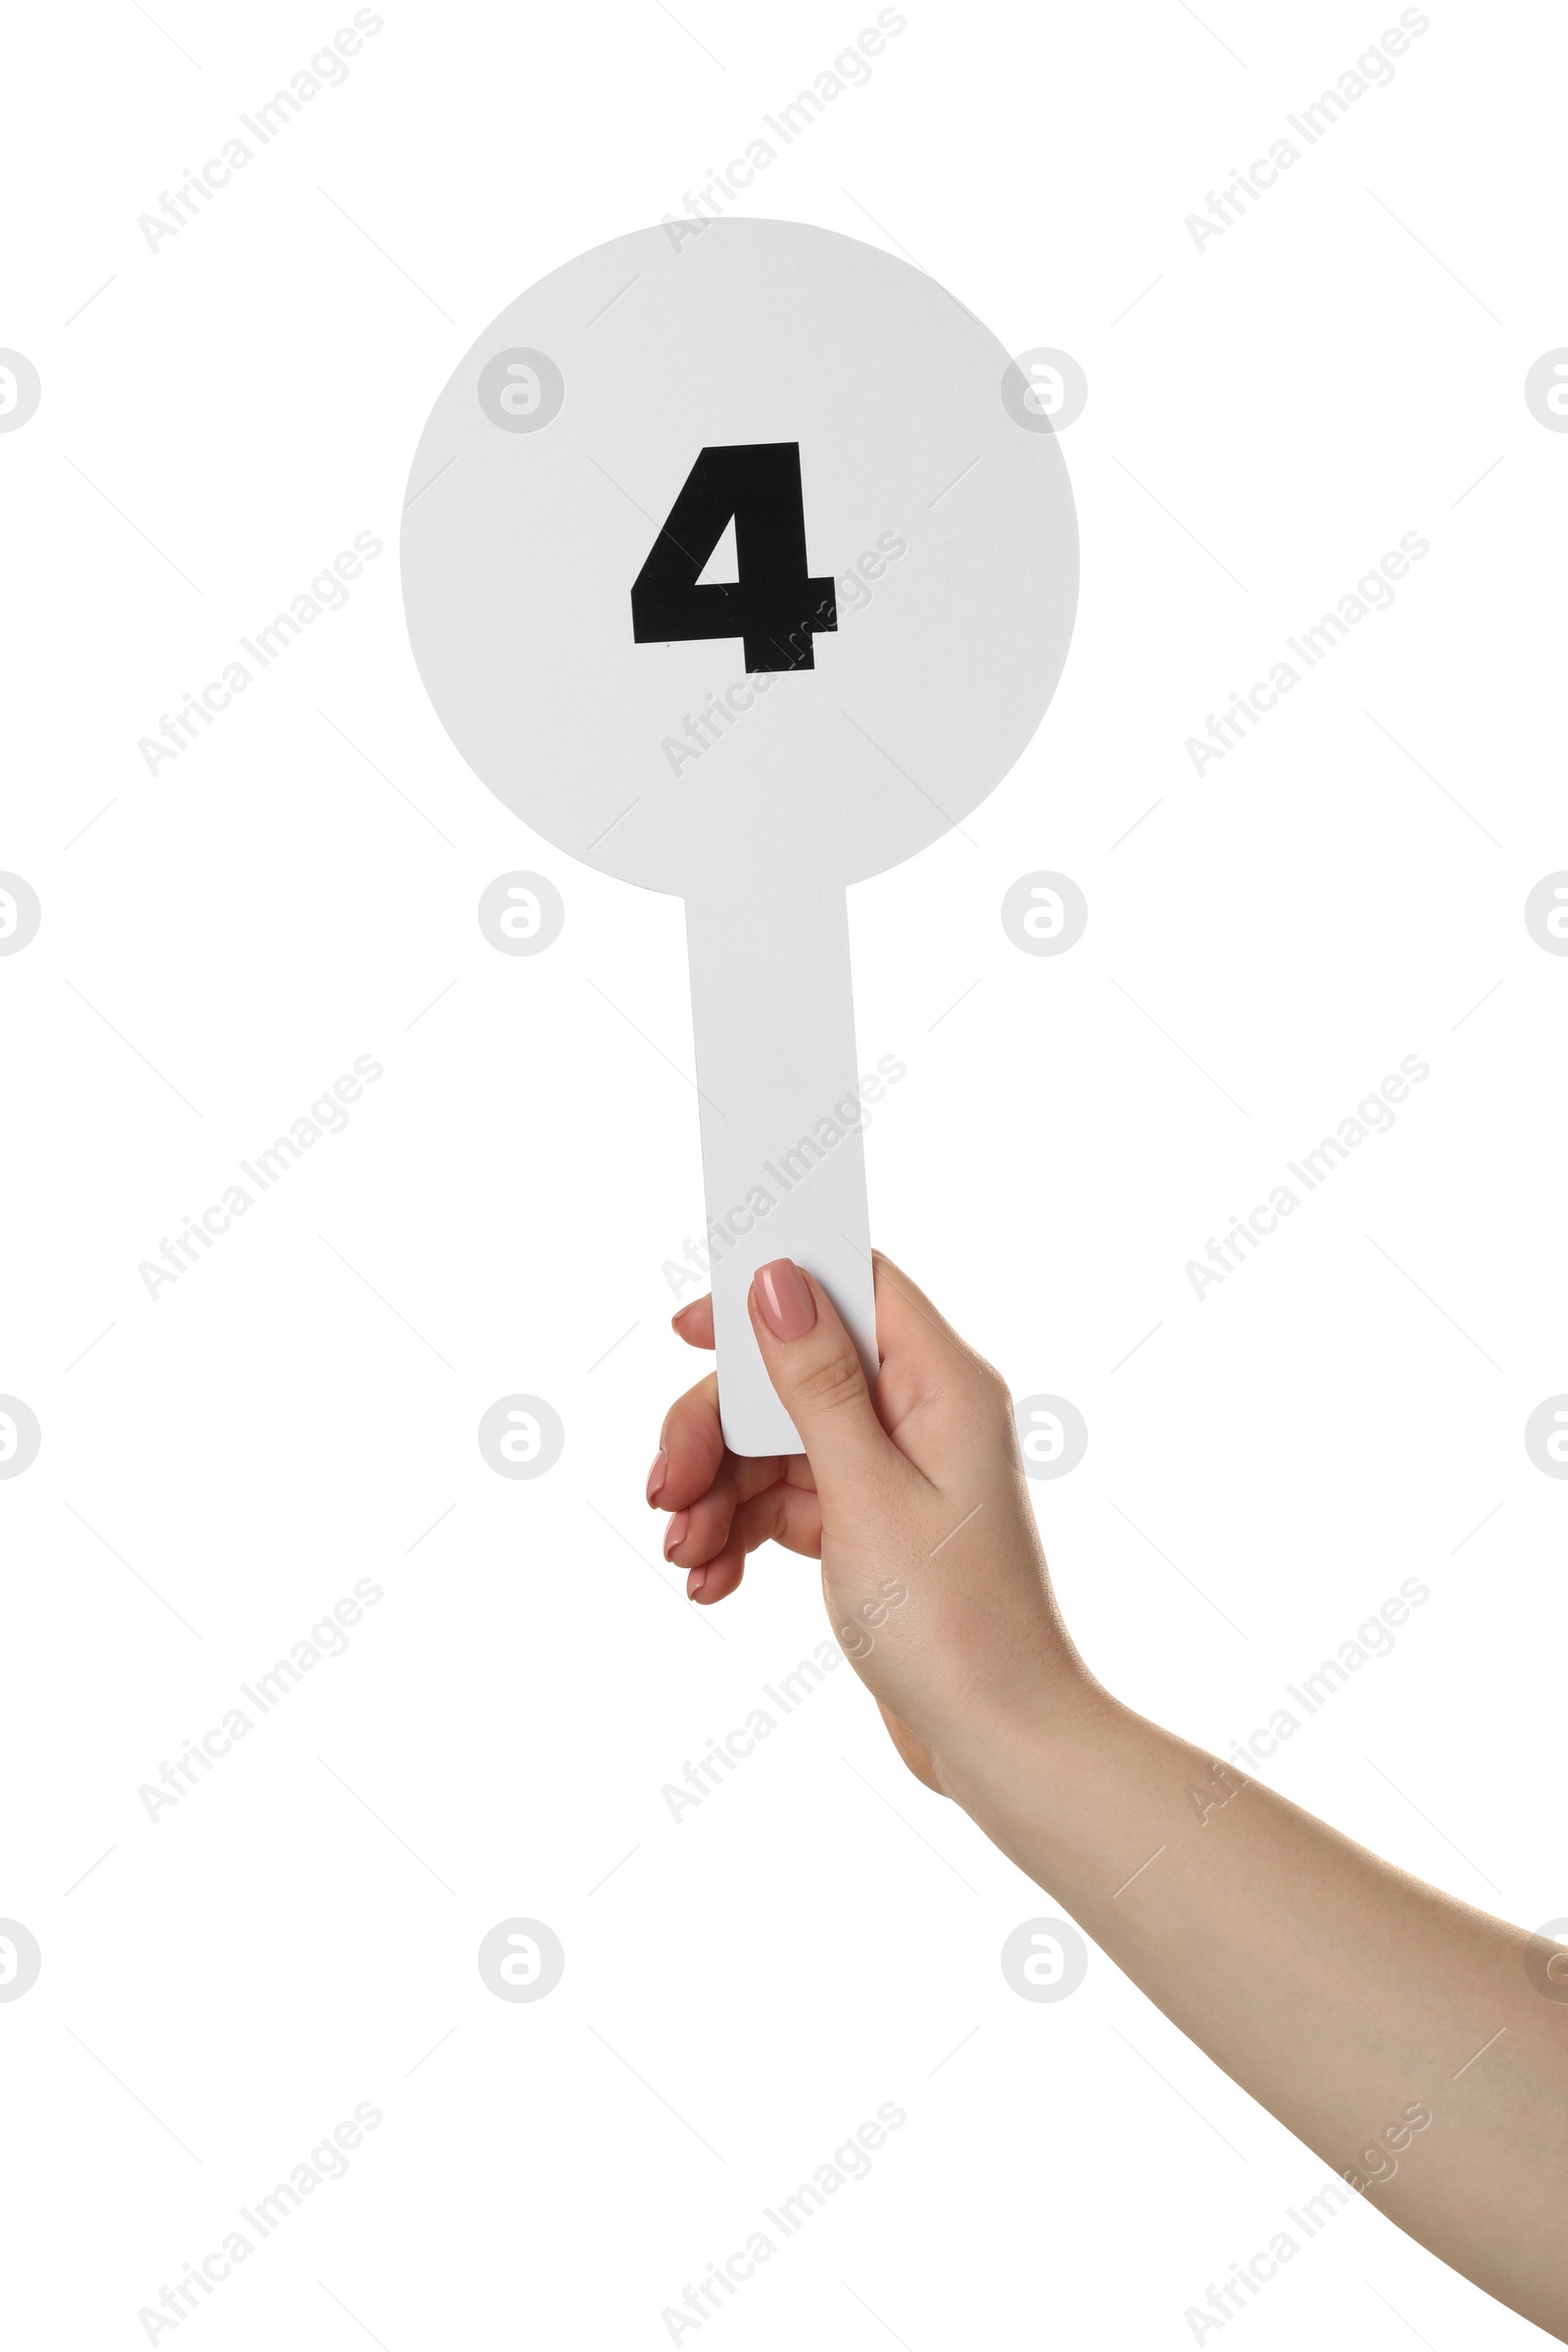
[933,1658,1118,1825]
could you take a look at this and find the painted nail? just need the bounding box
[663,1509,691,1559]
[646,1449,666,1503]
[755,1257,816,1341]
[687,1566,708,1599]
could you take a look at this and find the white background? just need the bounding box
[2,1,1565,2344]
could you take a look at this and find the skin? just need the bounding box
[648,1250,1568,2338]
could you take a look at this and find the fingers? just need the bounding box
[674,1254,1002,1468]
[869,1250,976,1369]
[749,1258,912,1515]
[681,1478,824,1605]
[686,1545,746,1606]
[869,1249,1007,1401]
[674,1263,953,1376]
[657,1256,961,1607]
[662,1451,800,1569]
[671,1296,713,1349]
[867,1249,1015,1478]
[648,1368,785,1517]
[650,1358,809,1611]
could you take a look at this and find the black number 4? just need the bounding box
[630,442,837,672]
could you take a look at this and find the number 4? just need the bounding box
[630,442,837,672]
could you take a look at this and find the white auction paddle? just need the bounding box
[402,220,1077,1454]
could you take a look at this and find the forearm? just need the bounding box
[947,1681,1568,2337]
[654,1259,1568,2330]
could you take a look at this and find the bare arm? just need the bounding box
[650,1253,1568,2338]
[961,1684,1568,2329]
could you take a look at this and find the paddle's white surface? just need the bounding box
[403,220,1077,1448]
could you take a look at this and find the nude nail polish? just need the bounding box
[755,1257,816,1341]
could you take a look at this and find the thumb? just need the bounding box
[748,1257,904,1505]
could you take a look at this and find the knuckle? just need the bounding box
[795,1344,868,1415]
[954,1348,1011,1420]
[968,1361,1018,1448]
[760,1490,791,1549]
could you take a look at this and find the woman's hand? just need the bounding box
[646,1250,1099,1795]
[649,1253,1568,2339]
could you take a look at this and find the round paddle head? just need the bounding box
[401,219,1077,894]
